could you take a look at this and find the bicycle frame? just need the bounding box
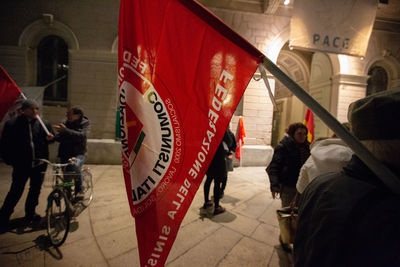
[38,159,79,213]
[38,158,93,247]
[38,158,93,212]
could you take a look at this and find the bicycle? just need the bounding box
[37,158,93,246]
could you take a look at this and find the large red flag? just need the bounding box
[235,116,246,160]
[0,66,22,123]
[118,0,263,266]
[303,108,314,142]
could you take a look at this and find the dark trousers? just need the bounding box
[60,154,86,192]
[221,157,232,194]
[204,175,222,208]
[221,174,227,193]
[0,163,46,221]
[280,185,298,208]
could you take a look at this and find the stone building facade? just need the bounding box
[1,0,399,165]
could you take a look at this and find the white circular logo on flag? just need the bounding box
[119,60,184,215]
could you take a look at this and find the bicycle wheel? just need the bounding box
[81,169,93,207]
[46,189,70,246]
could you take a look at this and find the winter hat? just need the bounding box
[348,89,400,140]
[20,99,39,110]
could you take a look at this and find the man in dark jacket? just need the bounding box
[54,106,90,195]
[0,100,54,233]
[294,89,400,266]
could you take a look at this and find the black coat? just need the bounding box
[267,136,310,192]
[0,115,52,167]
[206,130,233,178]
[228,130,236,153]
[294,155,400,267]
[55,116,90,161]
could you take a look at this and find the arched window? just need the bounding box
[366,66,388,96]
[37,35,68,102]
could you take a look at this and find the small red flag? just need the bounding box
[118,0,264,266]
[235,116,246,160]
[303,108,314,142]
[0,66,22,123]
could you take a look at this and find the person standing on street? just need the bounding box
[0,100,54,233]
[203,129,233,215]
[220,128,236,198]
[266,122,310,251]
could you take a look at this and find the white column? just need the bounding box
[331,74,368,122]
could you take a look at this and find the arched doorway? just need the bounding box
[271,44,312,147]
[18,18,79,102]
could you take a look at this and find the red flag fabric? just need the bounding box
[0,66,22,123]
[235,116,246,160]
[125,104,146,168]
[118,0,263,266]
[303,108,314,142]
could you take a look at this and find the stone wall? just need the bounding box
[208,8,290,146]
[2,0,399,165]
[0,0,119,139]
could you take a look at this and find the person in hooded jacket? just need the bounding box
[296,127,353,194]
[267,122,310,206]
[54,106,90,196]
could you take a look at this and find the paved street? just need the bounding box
[0,163,293,266]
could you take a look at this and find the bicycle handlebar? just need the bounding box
[35,158,75,168]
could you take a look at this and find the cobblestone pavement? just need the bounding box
[0,163,293,266]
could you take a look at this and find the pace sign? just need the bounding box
[290,0,378,57]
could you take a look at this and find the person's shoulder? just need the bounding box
[311,138,353,160]
[3,117,15,125]
[307,167,384,205]
[277,136,297,151]
[1,119,13,134]
[6,116,21,126]
[273,142,286,152]
[307,171,342,190]
[300,172,355,217]
[278,136,293,146]
[81,116,90,125]
[304,171,360,202]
